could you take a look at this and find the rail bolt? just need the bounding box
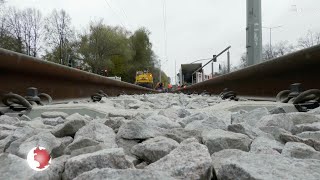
[288,83,302,99]
[25,87,41,102]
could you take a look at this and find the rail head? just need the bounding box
[177,44,320,99]
[0,48,157,103]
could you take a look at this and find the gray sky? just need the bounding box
[6,0,320,83]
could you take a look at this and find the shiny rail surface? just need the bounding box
[0,48,155,105]
[176,45,320,101]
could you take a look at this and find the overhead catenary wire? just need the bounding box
[160,0,168,82]
[109,0,132,29]
[102,0,125,27]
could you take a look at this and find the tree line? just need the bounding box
[0,3,169,85]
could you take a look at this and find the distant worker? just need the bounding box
[167,83,172,92]
[159,82,164,90]
[155,82,164,92]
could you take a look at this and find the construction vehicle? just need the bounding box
[135,70,153,89]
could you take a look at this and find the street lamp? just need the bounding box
[262,26,282,53]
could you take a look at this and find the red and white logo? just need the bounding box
[27,147,51,171]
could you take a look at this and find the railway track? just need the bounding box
[1,46,320,179]
[177,44,320,101]
[1,45,320,111]
[0,48,155,107]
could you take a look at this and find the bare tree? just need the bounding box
[262,41,295,61]
[21,8,43,57]
[298,30,320,49]
[0,7,43,56]
[44,9,74,64]
[0,3,6,37]
[4,7,24,53]
[237,41,295,70]
[239,52,247,68]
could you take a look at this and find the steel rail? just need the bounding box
[176,45,320,101]
[0,48,155,105]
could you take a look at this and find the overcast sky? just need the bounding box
[6,0,320,83]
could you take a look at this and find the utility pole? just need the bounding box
[227,50,230,73]
[211,61,214,78]
[212,55,217,78]
[246,0,262,66]
[263,26,282,53]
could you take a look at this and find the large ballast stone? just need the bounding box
[63,148,134,180]
[0,115,20,125]
[280,133,320,151]
[282,142,320,160]
[0,124,18,140]
[65,122,117,154]
[144,115,181,129]
[0,153,35,179]
[131,136,179,163]
[30,155,69,180]
[293,122,320,135]
[202,129,252,154]
[42,117,65,126]
[184,116,227,132]
[146,142,212,180]
[41,111,69,119]
[249,136,283,155]
[177,112,208,127]
[231,107,269,126]
[0,126,40,152]
[257,112,320,132]
[158,107,191,119]
[74,168,176,180]
[212,149,320,180]
[117,119,168,140]
[162,128,202,143]
[227,123,267,139]
[6,131,61,158]
[296,131,320,141]
[104,117,127,132]
[51,116,87,137]
[259,126,291,141]
[52,136,73,158]
[115,137,139,156]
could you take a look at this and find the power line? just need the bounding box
[109,0,131,29]
[162,0,168,63]
[102,0,125,27]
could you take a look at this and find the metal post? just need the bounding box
[159,61,162,83]
[202,72,204,82]
[212,55,217,78]
[192,74,193,84]
[211,61,214,78]
[246,0,262,66]
[227,50,230,73]
[175,60,177,85]
[263,26,282,57]
[269,28,272,53]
